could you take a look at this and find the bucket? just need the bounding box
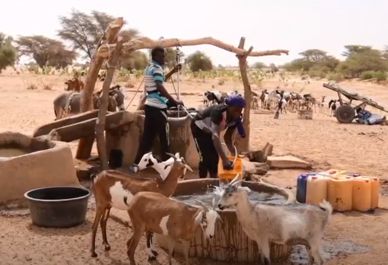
[327,176,353,211]
[306,175,329,206]
[352,177,372,212]
[218,156,243,181]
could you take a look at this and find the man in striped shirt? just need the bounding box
[130,47,183,172]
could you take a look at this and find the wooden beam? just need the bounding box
[33,110,99,137]
[97,36,288,58]
[48,112,135,142]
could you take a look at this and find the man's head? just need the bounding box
[151,46,165,66]
[225,94,245,120]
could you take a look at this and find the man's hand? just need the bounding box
[172,63,182,73]
[175,99,184,106]
[223,160,234,170]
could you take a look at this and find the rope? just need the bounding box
[125,77,144,110]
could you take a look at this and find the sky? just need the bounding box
[2,0,388,67]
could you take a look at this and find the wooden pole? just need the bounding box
[95,40,123,169]
[97,36,288,58]
[76,17,124,159]
[237,37,253,152]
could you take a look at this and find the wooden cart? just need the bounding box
[323,82,388,123]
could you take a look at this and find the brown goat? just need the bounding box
[90,153,191,258]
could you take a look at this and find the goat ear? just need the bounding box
[211,197,218,209]
[194,199,209,210]
[238,186,251,193]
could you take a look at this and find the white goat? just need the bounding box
[127,191,220,265]
[217,176,332,265]
[90,152,191,259]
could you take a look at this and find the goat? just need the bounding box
[260,89,270,109]
[90,152,191,259]
[127,191,220,265]
[217,176,332,265]
[203,90,226,106]
[328,99,340,116]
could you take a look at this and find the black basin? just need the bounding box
[24,186,90,228]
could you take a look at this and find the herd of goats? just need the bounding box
[53,76,341,121]
[203,89,340,115]
[90,152,331,265]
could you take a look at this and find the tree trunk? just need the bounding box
[95,40,123,169]
[237,37,253,152]
[76,17,124,159]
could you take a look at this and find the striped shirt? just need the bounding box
[144,61,168,109]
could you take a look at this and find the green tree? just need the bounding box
[0,34,17,72]
[17,36,76,68]
[186,51,213,72]
[338,45,387,78]
[252,62,266,69]
[121,51,148,71]
[58,10,139,60]
[283,49,339,75]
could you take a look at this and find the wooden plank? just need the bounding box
[267,155,312,169]
[48,111,135,142]
[33,110,99,137]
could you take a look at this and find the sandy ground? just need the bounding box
[1,69,388,265]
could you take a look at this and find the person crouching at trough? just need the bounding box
[191,94,246,178]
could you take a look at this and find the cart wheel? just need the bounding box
[335,105,355,123]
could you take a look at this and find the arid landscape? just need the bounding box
[1,67,388,264]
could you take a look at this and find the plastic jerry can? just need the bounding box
[306,175,329,206]
[327,176,353,211]
[296,174,309,203]
[352,177,372,212]
[296,173,316,203]
[370,177,380,209]
[218,156,243,182]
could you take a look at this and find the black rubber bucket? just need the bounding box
[24,186,90,228]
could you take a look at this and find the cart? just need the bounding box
[323,82,388,123]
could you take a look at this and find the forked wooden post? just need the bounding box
[237,37,253,152]
[95,40,123,169]
[76,18,124,159]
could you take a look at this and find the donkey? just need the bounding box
[53,85,125,120]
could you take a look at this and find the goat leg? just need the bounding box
[166,236,175,265]
[146,232,158,261]
[101,208,111,251]
[90,206,105,257]
[260,241,272,265]
[127,230,143,265]
[182,240,190,265]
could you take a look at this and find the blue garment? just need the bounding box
[144,61,168,109]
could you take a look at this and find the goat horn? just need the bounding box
[165,153,177,160]
[184,164,193,172]
[229,174,240,185]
